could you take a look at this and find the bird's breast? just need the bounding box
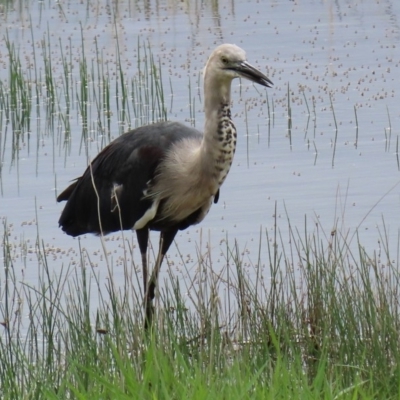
[158,184,214,224]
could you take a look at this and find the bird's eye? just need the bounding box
[221,56,228,64]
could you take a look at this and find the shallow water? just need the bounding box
[1,0,400,300]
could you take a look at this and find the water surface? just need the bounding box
[1,0,400,296]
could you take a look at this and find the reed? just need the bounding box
[1,209,400,398]
[0,29,168,166]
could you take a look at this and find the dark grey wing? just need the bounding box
[57,122,202,237]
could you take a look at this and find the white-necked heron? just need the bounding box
[57,44,273,328]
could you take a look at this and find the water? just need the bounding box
[1,0,400,298]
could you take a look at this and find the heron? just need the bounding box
[57,44,273,328]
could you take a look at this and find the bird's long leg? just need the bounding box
[144,228,178,330]
[136,229,149,296]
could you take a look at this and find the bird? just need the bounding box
[57,44,273,328]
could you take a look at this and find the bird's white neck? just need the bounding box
[199,75,237,195]
[203,74,232,126]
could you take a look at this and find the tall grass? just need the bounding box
[1,213,400,399]
[3,32,32,164]
[0,28,168,168]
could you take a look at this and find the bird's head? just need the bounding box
[205,44,273,88]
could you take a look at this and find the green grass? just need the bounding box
[1,213,400,399]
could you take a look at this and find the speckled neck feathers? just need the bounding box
[201,102,237,190]
[200,66,237,194]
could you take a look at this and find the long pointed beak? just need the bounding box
[231,61,273,88]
